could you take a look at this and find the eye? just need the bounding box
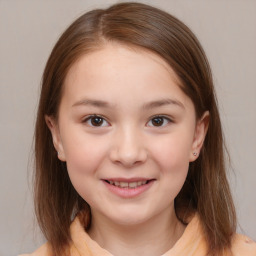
[147,116,172,127]
[83,115,109,127]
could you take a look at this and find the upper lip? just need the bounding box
[102,177,154,182]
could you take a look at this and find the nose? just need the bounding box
[109,126,147,167]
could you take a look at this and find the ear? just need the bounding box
[189,111,209,162]
[45,115,66,161]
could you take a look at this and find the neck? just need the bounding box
[88,206,185,256]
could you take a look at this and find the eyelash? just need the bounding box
[82,115,173,128]
[147,115,173,127]
[82,114,110,127]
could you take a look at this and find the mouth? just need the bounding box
[103,178,155,198]
[103,179,154,189]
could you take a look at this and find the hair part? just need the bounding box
[34,2,236,255]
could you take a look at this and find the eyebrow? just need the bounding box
[72,98,184,109]
[72,99,113,108]
[142,98,185,110]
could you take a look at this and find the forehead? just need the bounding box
[61,42,192,110]
[64,42,181,87]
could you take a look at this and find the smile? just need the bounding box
[103,179,155,198]
[105,180,148,188]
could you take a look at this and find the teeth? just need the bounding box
[108,180,149,188]
[114,181,119,186]
[128,182,137,188]
[119,182,128,188]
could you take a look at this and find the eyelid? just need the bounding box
[82,114,110,127]
[146,115,174,127]
[81,114,174,128]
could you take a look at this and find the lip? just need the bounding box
[103,177,150,182]
[102,178,155,198]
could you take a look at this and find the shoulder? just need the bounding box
[231,233,256,256]
[18,243,52,256]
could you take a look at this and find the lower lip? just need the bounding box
[103,180,155,198]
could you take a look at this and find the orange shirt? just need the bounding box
[20,214,256,256]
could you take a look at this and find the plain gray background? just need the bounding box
[0,0,255,255]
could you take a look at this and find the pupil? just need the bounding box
[152,117,163,126]
[91,117,103,126]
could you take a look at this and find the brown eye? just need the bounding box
[84,115,109,127]
[91,116,103,126]
[147,116,171,127]
[152,117,164,126]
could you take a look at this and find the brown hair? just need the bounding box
[34,2,236,255]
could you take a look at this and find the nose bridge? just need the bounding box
[110,123,147,166]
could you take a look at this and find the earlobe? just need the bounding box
[189,111,209,162]
[45,115,66,161]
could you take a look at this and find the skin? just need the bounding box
[46,43,209,256]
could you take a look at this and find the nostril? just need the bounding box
[109,138,148,167]
[113,150,147,165]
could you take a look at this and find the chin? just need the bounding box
[111,215,150,227]
[103,206,156,227]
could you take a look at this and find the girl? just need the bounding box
[21,2,256,256]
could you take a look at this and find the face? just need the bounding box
[47,43,208,227]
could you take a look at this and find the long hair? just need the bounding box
[34,2,236,255]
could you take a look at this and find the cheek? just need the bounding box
[62,135,110,205]
[152,132,193,170]
[154,143,190,200]
[61,132,109,186]
[157,143,190,186]
[149,132,193,194]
